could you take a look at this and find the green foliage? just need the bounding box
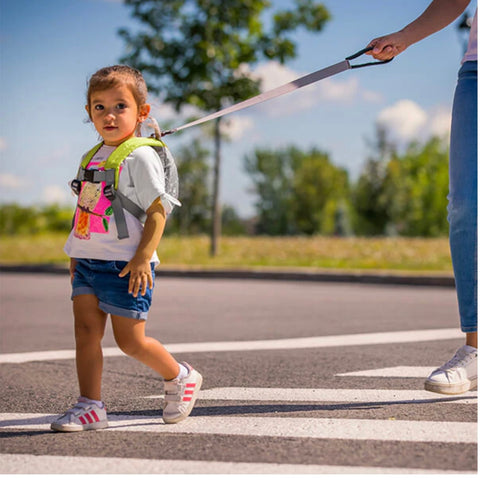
[119,0,330,254]
[166,139,247,236]
[119,0,330,111]
[351,126,395,235]
[168,139,212,234]
[353,133,449,237]
[245,145,351,235]
[245,147,296,235]
[221,205,248,236]
[383,138,449,236]
[0,204,73,235]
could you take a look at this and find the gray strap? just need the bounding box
[116,191,147,224]
[163,60,350,135]
[110,196,129,240]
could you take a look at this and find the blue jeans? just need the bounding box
[448,61,477,333]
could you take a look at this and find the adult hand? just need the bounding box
[367,31,410,60]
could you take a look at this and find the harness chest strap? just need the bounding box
[73,137,169,240]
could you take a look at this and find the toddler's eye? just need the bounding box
[116,103,127,110]
[94,104,104,111]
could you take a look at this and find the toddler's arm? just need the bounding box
[118,197,166,298]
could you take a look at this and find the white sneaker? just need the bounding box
[51,397,108,432]
[163,362,203,424]
[425,345,478,395]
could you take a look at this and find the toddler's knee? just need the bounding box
[75,322,104,344]
[115,336,143,358]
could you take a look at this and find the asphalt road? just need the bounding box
[0,272,477,474]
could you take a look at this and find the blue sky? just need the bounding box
[0,0,476,216]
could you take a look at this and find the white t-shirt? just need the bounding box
[64,144,175,265]
[463,9,477,63]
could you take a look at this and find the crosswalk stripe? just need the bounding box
[144,387,477,404]
[337,366,437,377]
[0,413,476,444]
[0,328,463,364]
[0,453,476,475]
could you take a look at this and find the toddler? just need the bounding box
[51,65,202,432]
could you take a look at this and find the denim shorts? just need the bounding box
[71,259,155,320]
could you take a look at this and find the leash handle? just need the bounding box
[346,46,394,68]
[160,47,393,136]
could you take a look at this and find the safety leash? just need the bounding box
[161,47,392,136]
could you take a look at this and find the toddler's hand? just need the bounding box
[119,258,153,298]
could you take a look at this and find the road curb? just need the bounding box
[0,264,455,287]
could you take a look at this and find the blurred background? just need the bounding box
[0,0,476,268]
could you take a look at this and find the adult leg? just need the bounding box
[111,314,180,380]
[424,62,477,394]
[74,294,108,401]
[448,61,477,337]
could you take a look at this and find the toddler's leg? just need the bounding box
[111,315,180,380]
[111,315,202,423]
[74,294,108,400]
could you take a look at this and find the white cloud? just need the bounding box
[376,100,451,143]
[377,100,428,141]
[220,116,254,140]
[0,173,28,189]
[0,138,6,151]
[42,185,70,204]
[428,106,451,138]
[246,61,381,117]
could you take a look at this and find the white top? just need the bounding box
[463,9,477,63]
[64,144,174,265]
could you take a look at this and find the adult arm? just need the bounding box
[367,0,471,60]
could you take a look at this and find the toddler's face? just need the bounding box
[87,85,149,146]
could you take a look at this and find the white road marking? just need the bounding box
[144,387,477,404]
[337,366,436,377]
[0,328,463,364]
[0,453,475,475]
[0,413,476,444]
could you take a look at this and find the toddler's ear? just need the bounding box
[138,103,151,122]
[85,105,92,120]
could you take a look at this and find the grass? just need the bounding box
[0,233,453,275]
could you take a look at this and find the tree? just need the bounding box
[245,147,295,235]
[383,137,449,237]
[167,139,211,235]
[291,147,350,235]
[352,126,396,235]
[245,145,351,235]
[119,0,330,254]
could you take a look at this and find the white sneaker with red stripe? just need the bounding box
[163,362,203,424]
[50,397,108,432]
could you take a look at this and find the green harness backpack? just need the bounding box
[71,137,180,240]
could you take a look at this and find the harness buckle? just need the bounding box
[71,179,81,195]
[83,170,97,182]
[103,184,116,201]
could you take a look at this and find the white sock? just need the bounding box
[176,363,189,380]
[80,396,104,408]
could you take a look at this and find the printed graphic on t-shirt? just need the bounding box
[73,159,122,240]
